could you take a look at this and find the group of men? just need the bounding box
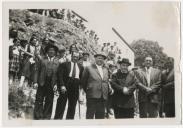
[28,37,175,120]
[9,31,174,120]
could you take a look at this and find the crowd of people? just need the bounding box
[9,25,175,119]
[28,9,99,44]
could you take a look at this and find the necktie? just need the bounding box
[72,63,76,78]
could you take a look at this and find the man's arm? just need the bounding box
[150,71,162,92]
[163,81,174,88]
[57,63,66,91]
[80,67,89,92]
[126,71,138,94]
[134,70,151,92]
[110,74,123,92]
[33,58,41,84]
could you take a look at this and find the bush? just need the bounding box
[9,85,36,119]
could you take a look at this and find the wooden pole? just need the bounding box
[112,27,135,53]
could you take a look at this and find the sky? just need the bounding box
[13,1,180,58]
[55,2,180,58]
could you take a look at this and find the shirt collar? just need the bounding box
[47,55,55,61]
[145,67,152,72]
[95,63,103,68]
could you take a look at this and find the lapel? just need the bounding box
[93,64,103,80]
[67,62,72,74]
[102,66,108,80]
[167,68,174,81]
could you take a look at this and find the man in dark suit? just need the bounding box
[161,58,175,117]
[81,52,112,119]
[54,52,84,119]
[34,42,59,120]
[135,56,161,118]
[110,58,137,118]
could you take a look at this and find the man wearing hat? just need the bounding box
[110,58,137,118]
[33,42,59,119]
[81,52,113,119]
[54,52,84,119]
[135,56,161,118]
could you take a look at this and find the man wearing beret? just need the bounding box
[34,42,59,120]
[110,58,137,118]
[81,52,112,119]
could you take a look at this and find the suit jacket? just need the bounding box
[110,70,137,108]
[22,58,40,84]
[135,67,161,104]
[57,61,84,90]
[81,63,109,100]
[38,56,59,87]
[161,69,174,104]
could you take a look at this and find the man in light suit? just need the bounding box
[81,52,112,119]
[135,56,161,118]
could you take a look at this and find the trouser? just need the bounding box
[34,86,45,120]
[54,93,67,119]
[113,107,134,119]
[139,102,159,118]
[164,103,175,117]
[86,98,106,119]
[54,78,79,119]
[105,94,114,118]
[42,83,54,119]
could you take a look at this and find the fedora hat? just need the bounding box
[118,58,131,66]
[94,52,107,60]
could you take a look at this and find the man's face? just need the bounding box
[47,48,56,58]
[120,63,129,73]
[83,55,88,61]
[31,38,38,46]
[167,62,173,70]
[144,57,153,68]
[109,65,116,72]
[95,56,105,66]
[58,52,65,59]
[72,54,79,63]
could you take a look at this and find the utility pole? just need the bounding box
[112,27,135,53]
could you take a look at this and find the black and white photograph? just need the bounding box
[2,1,182,126]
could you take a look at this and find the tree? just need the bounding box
[131,39,169,69]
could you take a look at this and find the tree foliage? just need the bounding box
[131,39,169,69]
